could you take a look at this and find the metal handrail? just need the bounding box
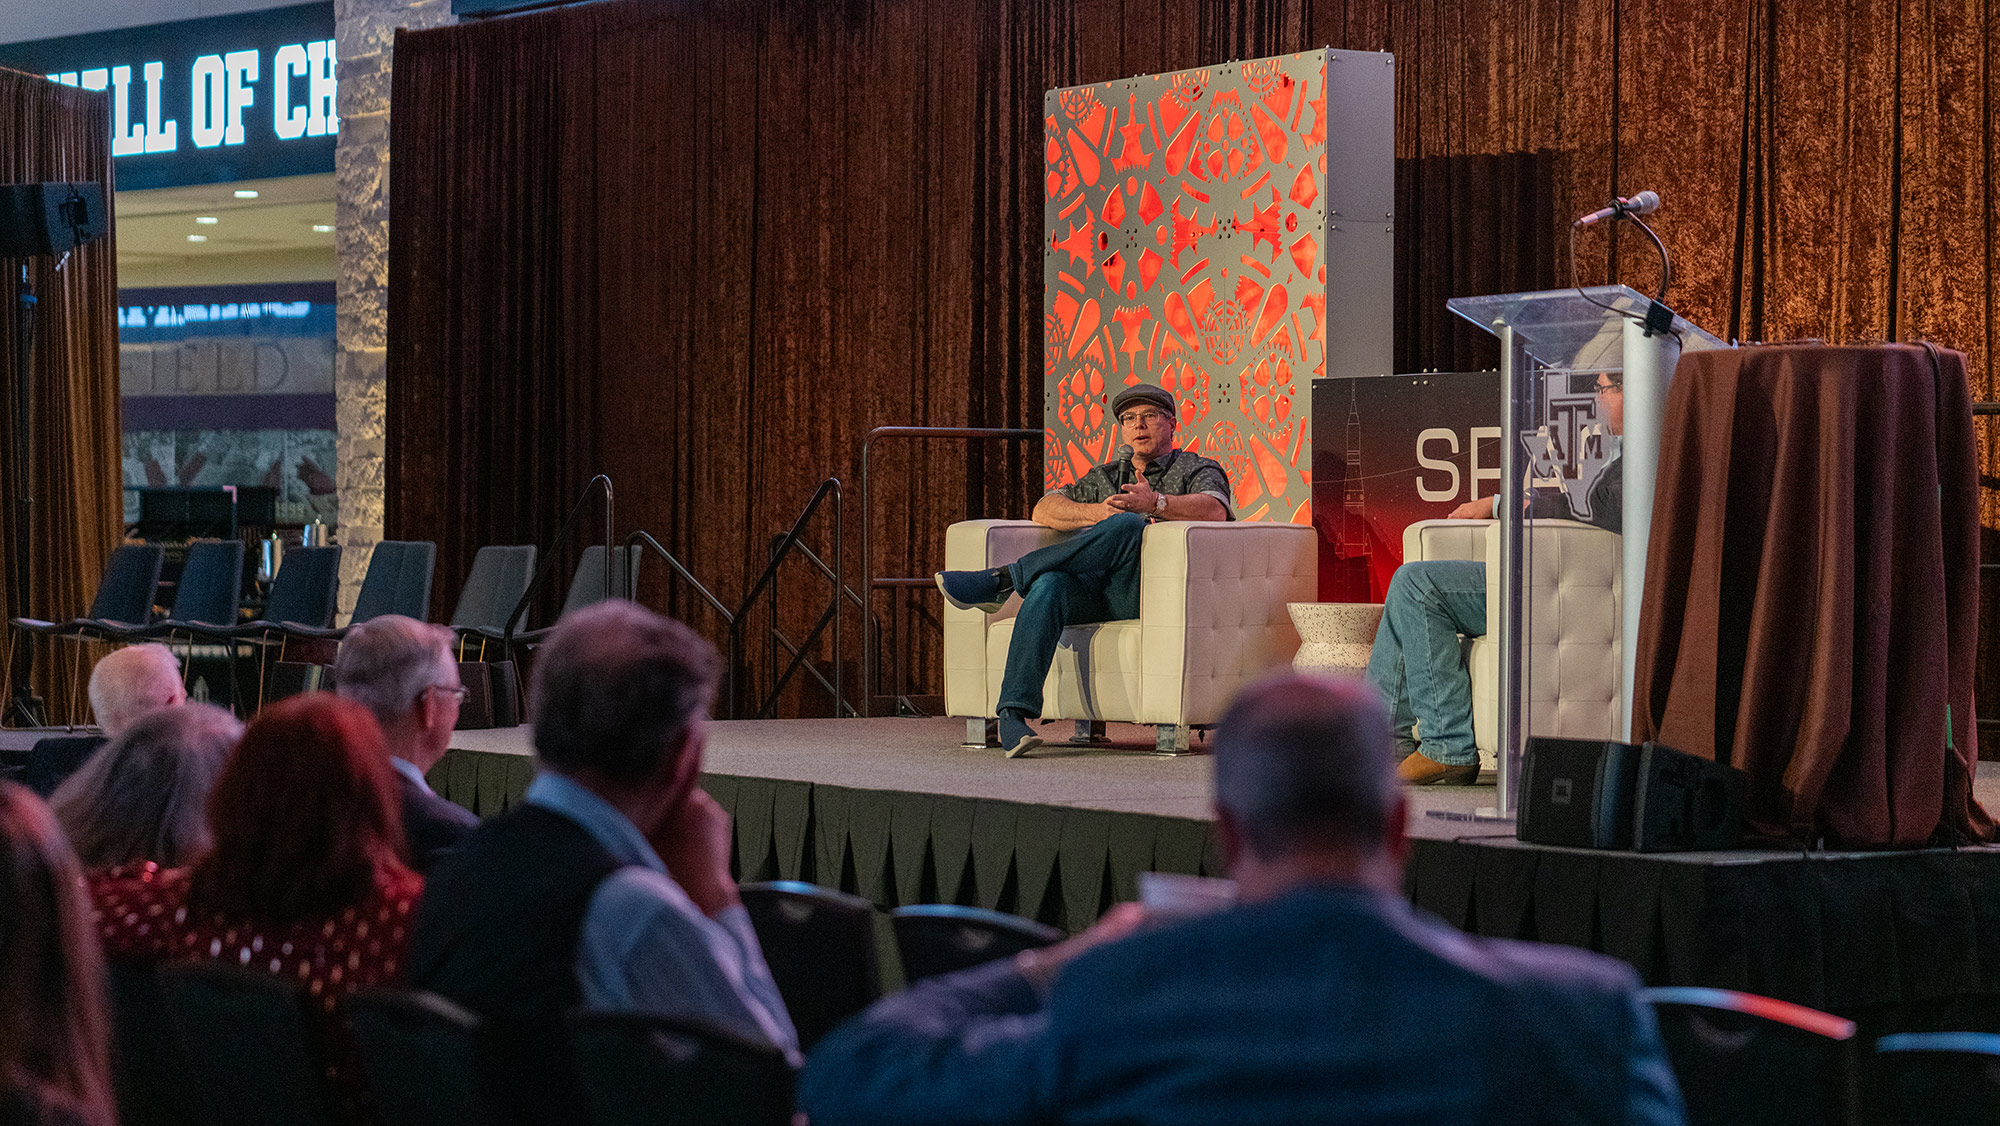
[501,474,614,659]
[858,426,1043,716]
[725,478,843,719]
[624,530,734,623]
[623,529,735,713]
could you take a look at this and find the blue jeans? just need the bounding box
[1364,560,1487,767]
[996,512,1149,719]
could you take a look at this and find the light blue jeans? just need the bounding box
[1364,560,1487,766]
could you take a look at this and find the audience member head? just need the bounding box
[335,614,463,771]
[531,601,719,804]
[188,693,410,922]
[87,643,186,736]
[0,784,115,1126]
[1211,674,1406,900]
[50,702,242,871]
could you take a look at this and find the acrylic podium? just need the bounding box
[1442,285,1729,816]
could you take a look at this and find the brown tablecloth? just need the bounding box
[1632,343,1993,847]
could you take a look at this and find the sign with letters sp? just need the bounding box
[1312,371,1618,602]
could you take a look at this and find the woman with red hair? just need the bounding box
[91,692,424,1124]
[0,783,116,1126]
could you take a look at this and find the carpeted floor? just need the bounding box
[18,714,2000,842]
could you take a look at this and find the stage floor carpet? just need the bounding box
[441,716,2000,839]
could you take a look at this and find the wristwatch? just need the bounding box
[1154,493,1168,515]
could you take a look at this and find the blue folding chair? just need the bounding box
[1872,1032,2000,1126]
[1641,986,1857,1126]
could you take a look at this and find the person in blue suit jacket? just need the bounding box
[799,673,1686,1126]
[334,615,479,870]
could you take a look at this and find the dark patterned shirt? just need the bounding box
[1053,448,1234,518]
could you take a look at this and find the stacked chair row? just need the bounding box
[6,540,642,721]
[738,881,1062,1049]
[103,882,1061,1126]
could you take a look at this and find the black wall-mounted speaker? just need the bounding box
[0,182,107,257]
[1518,736,1747,851]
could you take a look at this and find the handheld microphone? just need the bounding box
[1116,444,1135,486]
[1574,190,1661,227]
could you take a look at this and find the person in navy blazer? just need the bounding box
[335,615,478,870]
[800,675,1687,1126]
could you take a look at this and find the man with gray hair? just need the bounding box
[801,674,1685,1126]
[334,614,478,870]
[410,601,796,1124]
[20,643,188,796]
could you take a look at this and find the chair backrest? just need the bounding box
[349,541,437,624]
[87,544,165,624]
[557,544,642,619]
[167,541,244,627]
[1871,1033,2000,1126]
[448,545,537,632]
[263,546,342,627]
[738,880,879,1050]
[347,988,510,1126]
[157,962,339,1126]
[105,959,203,1126]
[890,903,1063,984]
[565,1010,795,1126]
[1641,987,1857,1126]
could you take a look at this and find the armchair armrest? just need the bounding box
[942,520,1064,719]
[1404,518,1493,564]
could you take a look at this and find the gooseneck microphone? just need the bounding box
[1573,190,1661,227]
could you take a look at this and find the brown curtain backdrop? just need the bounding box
[386,1,2000,717]
[0,67,124,725]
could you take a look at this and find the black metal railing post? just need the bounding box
[502,474,615,661]
[858,426,1042,717]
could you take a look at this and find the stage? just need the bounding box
[13,714,2000,1025]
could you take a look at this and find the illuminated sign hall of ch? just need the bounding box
[0,2,336,190]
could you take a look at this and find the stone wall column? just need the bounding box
[332,0,453,619]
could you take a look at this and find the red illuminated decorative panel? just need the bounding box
[1044,51,1395,526]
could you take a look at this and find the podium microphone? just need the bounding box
[1574,190,1661,227]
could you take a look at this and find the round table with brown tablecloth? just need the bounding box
[1632,342,1993,848]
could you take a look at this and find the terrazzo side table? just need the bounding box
[1287,602,1383,677]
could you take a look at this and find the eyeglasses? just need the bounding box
[1118,409,1172,427]
[424,683,470,704]
[1595,381,1623,397]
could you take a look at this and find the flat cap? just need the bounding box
[1111,383,1176,419]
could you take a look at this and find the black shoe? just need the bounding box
[936,568,1012,613]
[999,715,1043,759]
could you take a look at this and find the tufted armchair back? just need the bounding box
[1404,518,1624,761]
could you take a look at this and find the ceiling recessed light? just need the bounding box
[311,224,333,233]
[232,189,259,199]
[186,234,207,243]
[195,216,218,225]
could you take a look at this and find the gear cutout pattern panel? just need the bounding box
[1043,49,1393,525]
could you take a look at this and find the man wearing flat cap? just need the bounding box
[936,383,1232,758]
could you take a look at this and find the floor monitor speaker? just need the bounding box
[1517,737,1640,849]
[1631,742,1748,852]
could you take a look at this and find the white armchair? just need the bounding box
[942,519,1317,753]
[1401,518,1624,762]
